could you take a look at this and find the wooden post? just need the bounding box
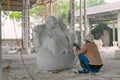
[49,0,52,16]
[84,0,87,36]
[79,0,83,45]
[117,11,120,47]
[112,22,115,42]
[22,0,31,54]
[70,0,74,30]
[0,1,2,79]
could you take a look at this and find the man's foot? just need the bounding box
[71,69,79,74]
[78,70,89,74]
[89,72,96,75]
[71,69,89,74]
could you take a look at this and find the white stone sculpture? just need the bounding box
[115,50,120,59]
[94,39,103,49]
[33,16,75,71]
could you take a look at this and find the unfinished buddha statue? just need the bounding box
[33,16,75,71]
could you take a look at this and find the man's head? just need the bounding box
[85,34,94,42]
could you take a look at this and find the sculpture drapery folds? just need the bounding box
[33,15,75,71]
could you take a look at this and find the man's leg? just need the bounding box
[89,64,103,73]
[78,54,90,73]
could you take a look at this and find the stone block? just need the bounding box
[113,41,118,47]
[115,50,120,59]
[94,40,103,48]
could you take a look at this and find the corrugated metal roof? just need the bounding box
[75,2,120,22]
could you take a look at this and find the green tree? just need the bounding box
[8,0,106,22]
[54,0,69,16]
[54,0,79,16]
[9,12,22,21]
[30,5,47,17]
[86,0,105,7]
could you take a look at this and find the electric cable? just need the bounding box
[7,0,36,80]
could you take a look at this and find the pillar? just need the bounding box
[117,11,120,47]
[112,22,118,46]
[79,0,83,45]
[84,0,87,36]
[0,4,2,79]
[112,23,115,41]
[87,18,91,34]
[49,0,53,16]
[70,0,74,30]
[22,0,31,54]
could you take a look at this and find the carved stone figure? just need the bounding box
[33,16,75,71]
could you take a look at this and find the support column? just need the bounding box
[83,0,90,36]
[112,23,115,41]
[22,0,31,54]
[49,0,53,16]
[117,11,120,47]
[115,11,120,59]
[87,18,90,34]
[79,0,83,45]
[112,22,118,46]
[0,2,2,79]
[70,0,75,30]
[84,0,87,36]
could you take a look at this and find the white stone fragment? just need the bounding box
[115,50,120,59]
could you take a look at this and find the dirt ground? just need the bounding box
[2,47,120,80]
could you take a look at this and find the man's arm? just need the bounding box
[73,43,81,50]
[75,43,88,55]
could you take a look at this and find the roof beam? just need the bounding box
[1,0,37,11]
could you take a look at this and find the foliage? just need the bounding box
[8,0,106,22]
[30,5,47,17]
[54,0,69,16]
[54,0,79,16]
[1,11,9,25]
[53,0,80,24]
[9,12,22,21]
[86,0,105,7]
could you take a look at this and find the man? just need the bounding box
[76,34,103,73]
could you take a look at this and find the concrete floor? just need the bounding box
[2,47,120,80]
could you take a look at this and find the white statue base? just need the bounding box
[36,50,75,71]
[115,50,120,59]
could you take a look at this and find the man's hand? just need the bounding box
[73,43,81,50]
[75,48,81,55]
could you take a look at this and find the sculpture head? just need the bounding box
[61,13,66,19]
[45,16,58,29]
